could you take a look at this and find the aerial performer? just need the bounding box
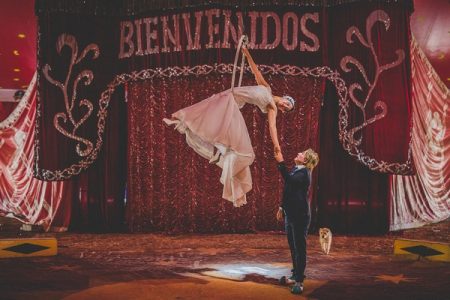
[164,35,295,207]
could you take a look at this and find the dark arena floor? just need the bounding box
[0,220,449,300]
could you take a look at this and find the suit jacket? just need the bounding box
[278,161,310,221]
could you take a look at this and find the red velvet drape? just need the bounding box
[0,75,72,231]
[316,83,390,234]
[69,88,127,232]
[389,39,450,230]
[315,3,412,233]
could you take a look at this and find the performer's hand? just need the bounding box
[276,209,284,222]
[274,150,284,162]
[242,34,249,47]
[274,146,281,155]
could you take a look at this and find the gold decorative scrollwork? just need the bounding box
[42,34,99,157]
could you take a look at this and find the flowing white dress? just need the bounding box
[164,85,274,207]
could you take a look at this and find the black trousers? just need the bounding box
[285,213,311,282]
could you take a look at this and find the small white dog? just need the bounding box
[319,228,332,255]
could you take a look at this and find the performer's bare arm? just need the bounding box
[267,102,281,155]
[275,149,285,222]
[242,46,279,153]
[242,47,270,88]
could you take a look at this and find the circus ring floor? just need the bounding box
[0,220,448,300]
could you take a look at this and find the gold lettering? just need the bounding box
[205,9,220,49]
[300,13,320,52]
[143,17,159,54]
[162,15,181,52]
[119,21,134,58]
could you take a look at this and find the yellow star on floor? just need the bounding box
[374,274,417,284]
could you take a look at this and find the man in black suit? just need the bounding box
[275,148,319,294]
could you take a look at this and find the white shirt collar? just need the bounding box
[295,164,306,170]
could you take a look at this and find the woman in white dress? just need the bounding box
[164,38,295,207]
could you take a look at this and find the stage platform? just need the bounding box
[0,220,448,300]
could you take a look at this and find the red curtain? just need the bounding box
[316,83,390,234]
[68,87,127,232]
[126,74,324,232]
[314,3,413,233]
[0,75,72,231]
[389,39,450,230]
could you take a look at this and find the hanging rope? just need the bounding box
[231,34,249,90]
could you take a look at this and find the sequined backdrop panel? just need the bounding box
[127,74,323,233]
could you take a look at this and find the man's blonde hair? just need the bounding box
[304,148,319,170]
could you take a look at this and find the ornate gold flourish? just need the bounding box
[340,10,405,146]
[42,34,99,157]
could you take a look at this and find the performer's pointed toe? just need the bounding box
[163,118,176,125]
